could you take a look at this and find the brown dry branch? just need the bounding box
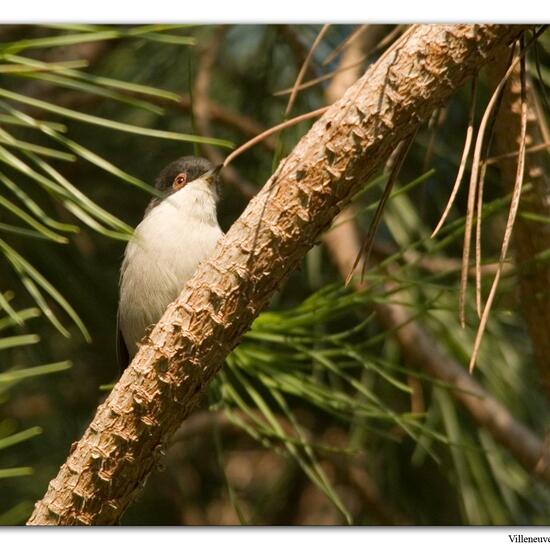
[323,208,550,488]
[488,47,550,397]
[371,240,512,278]
[274,25,404,99]
[346,464,412,525]
[194,26,257,198]
[179,96,275,149]
[28,24,529,525]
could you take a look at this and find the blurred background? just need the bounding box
[0,24,549,525]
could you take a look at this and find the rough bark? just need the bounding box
[487,49,550,398]
[28,24,527,525]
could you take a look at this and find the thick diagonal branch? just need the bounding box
[28,24,527,525]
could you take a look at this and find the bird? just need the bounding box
[117,156,223,372]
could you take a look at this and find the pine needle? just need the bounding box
[474,66,510,318]
[345,129,417,287]
[459,49,514,327]
[474,159,488,318]
[432,77,477,238]
[275,26,404,99]
[485,141,550,164]
[274,57,367,98]
[285,24,330,117]
[422,107,446,172]
[459,27,545,328]
[322,25,368,66]
[532,33,550,114]
[469,46,529,373]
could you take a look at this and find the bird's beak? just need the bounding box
[203,164,223,185]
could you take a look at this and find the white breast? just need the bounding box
[119,181,223,357]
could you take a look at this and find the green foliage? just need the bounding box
[0,294,72,521]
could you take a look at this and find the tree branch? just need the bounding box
[194,26,257,198]
[28,24,528,525]
[323,211,550,488]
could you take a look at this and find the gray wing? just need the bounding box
[116,250,130,374]
[116,309,130,374]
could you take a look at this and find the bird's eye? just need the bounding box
[172,173,188,190]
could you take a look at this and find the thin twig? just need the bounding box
[485,141,550,164]
[223,107,328,168]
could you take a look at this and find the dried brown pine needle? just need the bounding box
[274,26,405,98]
[432,77,478,239]
[345,130,417,287]
[459,46,518,328]
[459,27,545,330]
[285,24,330,117]
[486,141,550,164]
[469,48,529,373]
[322,25,368,66]
[475,159,489,317]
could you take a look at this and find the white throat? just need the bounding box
[118,176,223,357]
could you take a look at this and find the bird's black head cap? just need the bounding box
[145,156,222,215]
[154,156,216,193]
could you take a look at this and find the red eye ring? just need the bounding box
[172,172,187,190]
